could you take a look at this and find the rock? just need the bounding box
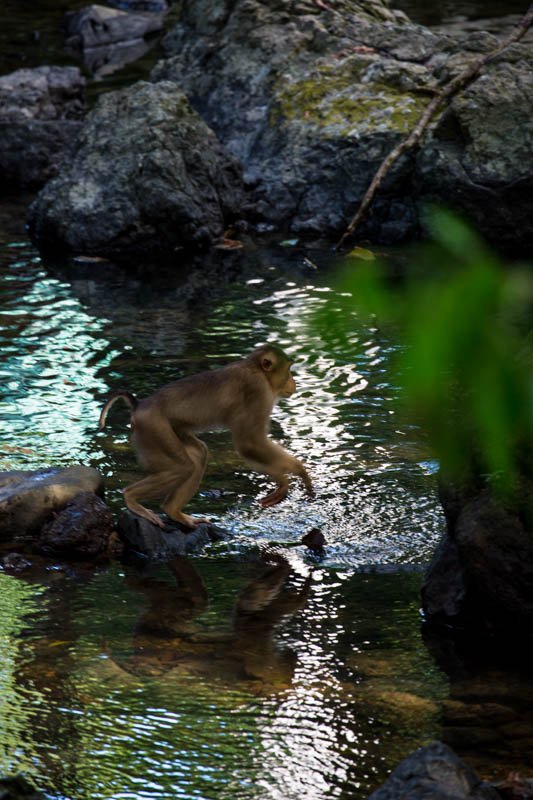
[0,66,85,191]
[64,5,165,50]
[0,774,45,800]
[107,0,168,11]
[415,43,533,254]
[150,0,533,250]
[0,66,85,121]
[422,484,533,635]
[367,741,500,800]
[28,81,244,258]
[301,527,325,553]
[1,553,32,573]
[0,121,82,191]
[69,37,159,80]
[38,492,122,559]
[0,466,104,541]
[421,534,466,620]
[151,0,426,242]
[118,510,228,559]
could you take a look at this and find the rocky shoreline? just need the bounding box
[1,0,532,255]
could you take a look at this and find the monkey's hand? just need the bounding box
[259,485,289,507]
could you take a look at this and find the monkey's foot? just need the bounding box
[163,510,211,530]
[131,506,166,529]
[259,486,288,508]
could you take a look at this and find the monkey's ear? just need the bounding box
[261,356,275,372]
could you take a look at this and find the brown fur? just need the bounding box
[99,345,313,529]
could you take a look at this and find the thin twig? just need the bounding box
[336,2,533,250]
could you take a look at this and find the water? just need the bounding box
[2,1,533,796]
[0,220,442,567]
[0,559,443,800]
[2,207,533,798]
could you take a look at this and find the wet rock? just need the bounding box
[28,81,244,258]
[0,774,45,800]
[150,0,533,250]
[63,4,167,78]
[108,0,168,10]
[367,741,500,800]
[70,37,159,80]
[1,553,32,573]
[422,485,533,636]
[64,5,165,50]
[38,491,122,559]
[118,510,229,559]
[301,527,325,553]
[0,66,85,191]
[0,466,104,541]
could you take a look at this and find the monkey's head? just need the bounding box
[250,344,297,398]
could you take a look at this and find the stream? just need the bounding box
[1,1,533,798]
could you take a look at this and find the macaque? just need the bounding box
[99,344,314,529]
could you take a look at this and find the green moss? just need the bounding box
[272,58,428,135]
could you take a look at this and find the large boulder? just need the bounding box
[150,0,533,250]
[422,482,533,636]
[28,81,244,258]
[367,741,499,800]
[0,466,103,541]
[0,66,85,191]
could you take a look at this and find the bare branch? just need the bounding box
[336,2,533,250]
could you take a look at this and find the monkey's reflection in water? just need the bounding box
[121,554,313,686]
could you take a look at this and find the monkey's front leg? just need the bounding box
[260,483,289,507]
[236,437,314,507]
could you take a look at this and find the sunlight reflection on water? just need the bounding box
[0,241,444,567]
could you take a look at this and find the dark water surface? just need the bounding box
[2,1,533,797]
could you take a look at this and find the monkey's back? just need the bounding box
[134,362,273,434]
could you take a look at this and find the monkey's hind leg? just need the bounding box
[162,435,210,530]
[123,471,180,529]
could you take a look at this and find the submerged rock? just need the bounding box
[150,0,533,250]
[367,741,499,800]
[0,66,85,191]
[28,81,244,258]
[0,466,104,541]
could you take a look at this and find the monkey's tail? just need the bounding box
[99,391,138,430]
